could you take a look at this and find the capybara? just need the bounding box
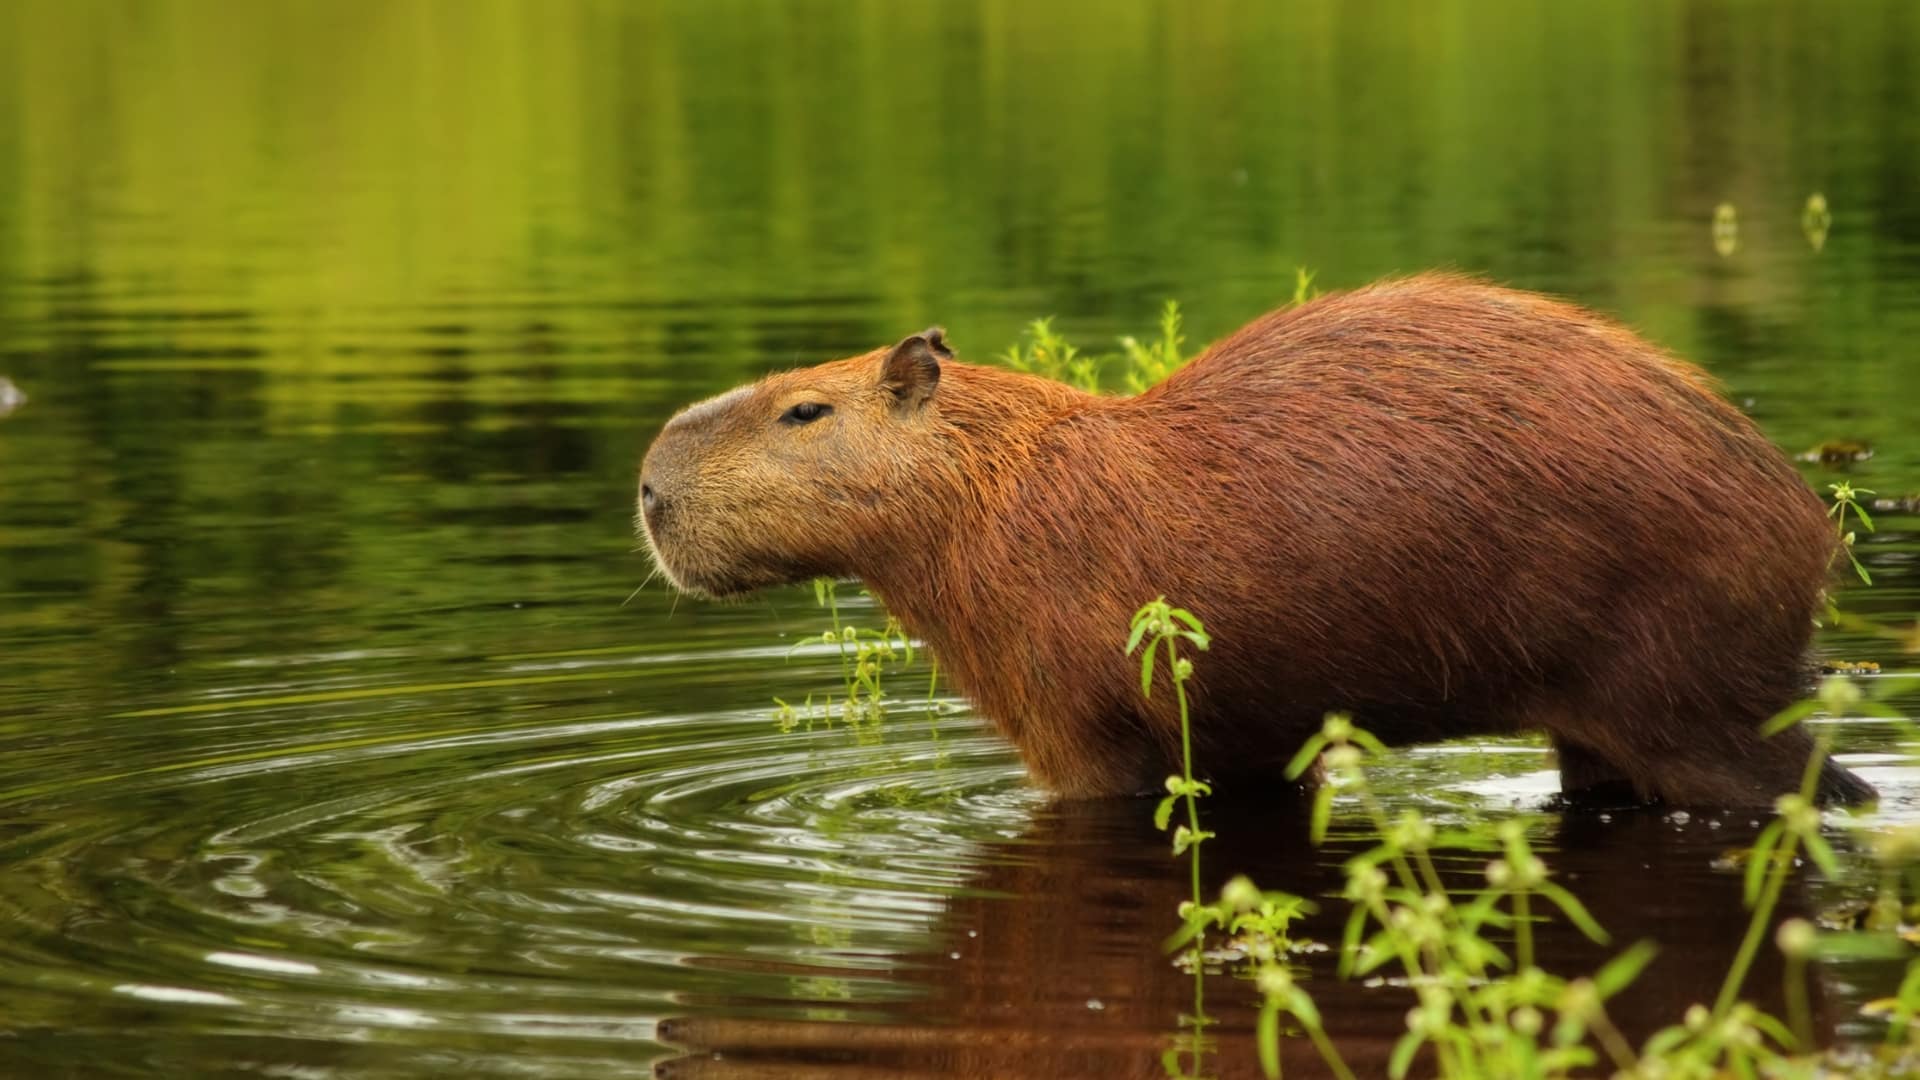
[637,275,1873,807]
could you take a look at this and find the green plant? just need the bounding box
[1128,596,1218,1079]
[1288,715,1651,1078]
[1006,267,1315,397]
[1132,599,1352,1080]
[1001,316,1101,392]
[1129,597,1214,862]
[1830,481,1877,585]
[1291,266,1318,306]
[1119,302,1188,395]
[773,578,917,741]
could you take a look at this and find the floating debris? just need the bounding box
[0,376,24,419]
[1814,897,1872,932]
[1797,439,1874,465]
[1820,660,1882,675]
[1712,202,1739,257]
[1803,192,1832,251]
[1870,494,1920,514]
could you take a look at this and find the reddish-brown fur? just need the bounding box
[638,275,1873,807]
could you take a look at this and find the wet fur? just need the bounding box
[639,276,1873,807]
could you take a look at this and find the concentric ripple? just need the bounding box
[0,634,1038,1077]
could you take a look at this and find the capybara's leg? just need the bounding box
[1550,735,1640,805]
[1539,695,1874,807]
[1645,721,1854,807]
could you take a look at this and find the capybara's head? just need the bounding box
[638,329,952,598]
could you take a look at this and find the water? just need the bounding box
[1,1,1917,1076]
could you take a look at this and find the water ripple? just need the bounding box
[0,641,1034,1073]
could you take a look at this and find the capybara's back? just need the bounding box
[638,275,1873,807]
[1112,277,1866,805]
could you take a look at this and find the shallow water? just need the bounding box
[1,2,1918,1077]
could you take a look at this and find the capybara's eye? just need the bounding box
[781,402,833,425]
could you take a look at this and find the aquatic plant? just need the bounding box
[1803,193,1832,252]
[1000,316,1100,392]
[1286,714,1642,1079]
[1118,303,1188,396]
[1129,596,1218,1078]
[1001,266,1313,397]
[1830,481,1877,585]
[1129,597,1214,863]
[1713,202,1740,257]
[1129,593,1917,1079]
[773,578,918,741]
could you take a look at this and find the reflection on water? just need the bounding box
[652,799,1860,1078]
[0,0,1917,1076]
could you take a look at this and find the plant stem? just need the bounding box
[1305,1021,1359,1080]
[1784,953,1812,1050]
[825,582,850,690]
[1175,647,1202,906]
[1514,890,1533,972]
[1714,729,1833,1019]
[1589,1007,1640,1073]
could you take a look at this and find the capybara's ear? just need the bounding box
[880,329,945,411]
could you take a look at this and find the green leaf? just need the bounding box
[1550,1010,1587,1048]
[1139,639,1158,697]
[1809,930,1910,960]
[1744,823,1784,905]
[1257,1000,1281,1079]
[1154,794,1178,832]
[1848,548,1873,585]
[1124,616,1151,656]
[1352,930,1398,976]
[1593,941,1658,998]
[1285,986,1322,1029]
[1747,1009,1797,1050]
[1310,787,1334,845]
[1457,890,1503,935]
[1538,882,1609,944]
[1388,1028,1426,1080]
[1760,699,1819,737]
[1339,904,1369,979]
[1164,916,1208,953]
[1545,1047,1597,1070]
[1284,735,1328,780]
[1642,1026,1689,1058]
[1350,728,1388,755]
[1803,833,1840,878]
[1168,606,1204,632]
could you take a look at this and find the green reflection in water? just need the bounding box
[0,1,1915,1077]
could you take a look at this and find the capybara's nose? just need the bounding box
[640,479,669,533]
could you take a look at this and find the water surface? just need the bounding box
[1,2,1917,1076]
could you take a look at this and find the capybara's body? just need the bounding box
[639,275,1873,807]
